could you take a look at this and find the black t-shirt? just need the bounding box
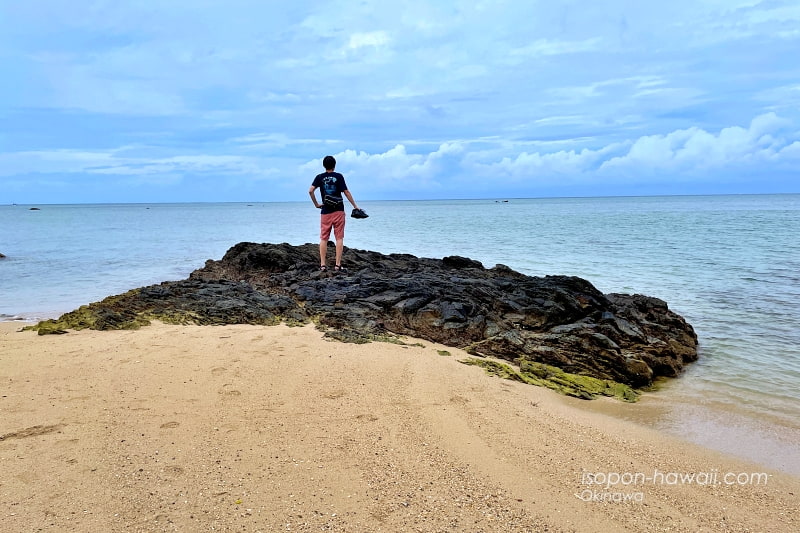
[312,172,348,214]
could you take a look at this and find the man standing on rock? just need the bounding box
[309,155,361,272]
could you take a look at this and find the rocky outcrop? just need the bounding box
[29,242,698,398]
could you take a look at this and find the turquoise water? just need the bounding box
[2,195,799,471]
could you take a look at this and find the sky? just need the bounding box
[1,0,799,203]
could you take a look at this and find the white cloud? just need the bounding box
[246,91,303,104]
[737,1,800,25]
[599,113,797,176]
[473,143,627,182]
[88,155,260,176]
[347,31,390,50]
[300,112,799,189]
[509,38,602,58]
[3,1,800,201]
[304,142,465,189]
[778,141,800,159]
[230,133,343,150]
[0,149,276,182]
[0,150,116,176]
[756,83,800,105]
[4,111,799,201]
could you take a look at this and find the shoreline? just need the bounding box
[4,316,800,477]
[572,387,800,477]
[4,315,799,477]
[1,321,797,532]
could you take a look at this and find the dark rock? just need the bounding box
[28,242,698,392]
[442,255,484,269]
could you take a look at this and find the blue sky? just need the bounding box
[1,0,799,203]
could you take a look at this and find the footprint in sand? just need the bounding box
[449,394,470,405]
[65,395,92,402]
[0,424,64,441]
[163,465,184,476]
[218,384,242,396]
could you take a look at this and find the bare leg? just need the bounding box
[319,240,328,267]
[335,239,344,266]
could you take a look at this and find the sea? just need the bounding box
[2,195,799,475]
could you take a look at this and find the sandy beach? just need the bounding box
[1,321,797,532]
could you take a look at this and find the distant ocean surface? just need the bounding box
[2,195,799,474]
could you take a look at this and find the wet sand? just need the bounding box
[574,386,800,477]
[1,322,797,532]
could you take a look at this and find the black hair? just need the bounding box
[323,155,336,170]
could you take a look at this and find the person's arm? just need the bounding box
[308,186,322,208]
[343,190,359,210]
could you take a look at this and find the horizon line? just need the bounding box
[5,191,800,207]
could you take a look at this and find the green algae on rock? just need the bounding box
[25,289,153,335]
[25,280,295,335]
[460,357,640,402]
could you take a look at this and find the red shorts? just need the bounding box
[320,211,346,241]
